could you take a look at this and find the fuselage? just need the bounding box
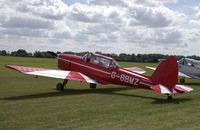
[57,53,153,90]
[178,58,200,79]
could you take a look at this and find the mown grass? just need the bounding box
[0,56,199,130]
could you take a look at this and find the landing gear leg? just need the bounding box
[90,83,97,89]
[63,79,68,87]
[56,79,68,91]
[167,94,173,101]
[179,78,185,84]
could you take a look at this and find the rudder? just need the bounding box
[151,56,178,90]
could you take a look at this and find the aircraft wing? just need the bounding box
[6,65,96,84]
[146,66,191,78]
[124,67,146,74]
[178,72,191,78]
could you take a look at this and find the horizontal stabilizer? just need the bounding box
[173,85,193,93]
[151,84,171,94]
[151,84,193,94]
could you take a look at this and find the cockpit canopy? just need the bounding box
[179,57,200,69]
[82,52,120,68]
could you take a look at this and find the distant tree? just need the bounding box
[15,49,28,57]
[27,53,33,57]
[2,49,200,63]
[187,55,200,61]
[33,51,54,58]
[136,54,142,62]
[33,51,43,57]
[130,54,136,62]
[0,50,7,56]
[63,51,75,55]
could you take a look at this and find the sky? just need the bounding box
[0,0,200,55]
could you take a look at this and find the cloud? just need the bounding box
[88,0,127,7]
[126,5,184,27]
[16,0,69,20]
[2,16,54,29]
[129,0,177,7]
[0,0,72,40]
[190,3,200,26]
[0,0,199,55]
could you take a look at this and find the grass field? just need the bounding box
[0,56,200,130]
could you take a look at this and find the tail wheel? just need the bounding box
[56,83,64,90]
[180,78,185,84]
[167,94,173,101]
[90,83,97,89]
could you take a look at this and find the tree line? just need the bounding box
[1,49,200,63]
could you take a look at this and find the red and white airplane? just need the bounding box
[6,52,193,100]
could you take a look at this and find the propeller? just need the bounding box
[47,51,58,57]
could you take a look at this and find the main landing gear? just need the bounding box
[56,79,68,91]
[56,80,97,90]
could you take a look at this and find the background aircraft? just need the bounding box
[6,52,193,100]
[146,57,200,83]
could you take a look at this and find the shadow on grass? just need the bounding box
[0,87,191,104]
[186,82,200,86]
[112,93,192,104]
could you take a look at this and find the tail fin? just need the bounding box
[151,56,178,90]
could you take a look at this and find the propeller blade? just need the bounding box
[47,51,58,57]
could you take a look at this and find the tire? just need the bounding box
[56,83,64,90]
[180,78,185,84]
[167,95,173,101]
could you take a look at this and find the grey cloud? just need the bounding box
[2,16,54,29]
[88,0,127,7]
[86,23,121,34]
[15,0,68,20]
[120,27,186,48]
[68,3,105,23]
[149,29,184,45]
[72,23,122,43]
[0,28,49,38]
[53,31,72,39]
[68,3,123,24]
[133,0,177,6]
[74,33,89,42]
[126,6,172,27]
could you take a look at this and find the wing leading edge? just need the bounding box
[145,66,191,78]
[6,65,96,84]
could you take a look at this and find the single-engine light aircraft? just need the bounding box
[6,52,193,100]
[146,57,200,83]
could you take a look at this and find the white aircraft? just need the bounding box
[146,57,200,83]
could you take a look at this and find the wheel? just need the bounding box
[56,83,64,90]
[90,83,96,89]
[179,78,185,84]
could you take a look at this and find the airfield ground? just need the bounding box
[0,56,199,130]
